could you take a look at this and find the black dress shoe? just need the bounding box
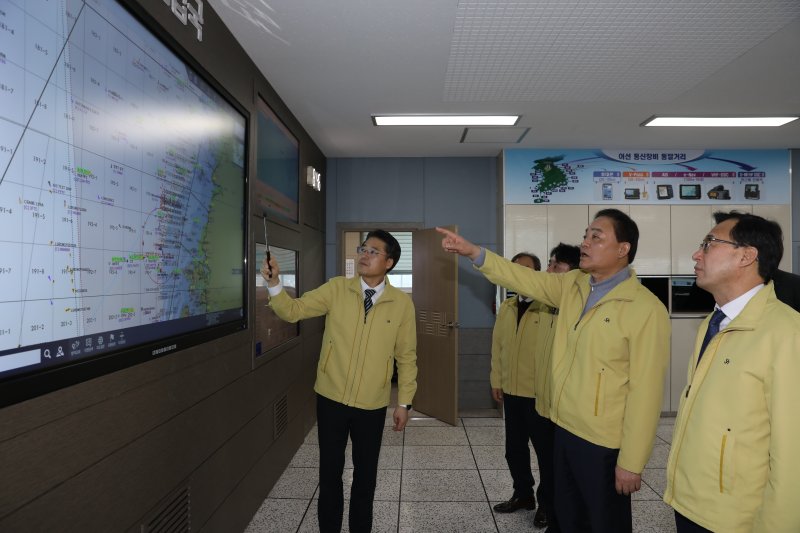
[493,495,536,513]
[533,506,548,528]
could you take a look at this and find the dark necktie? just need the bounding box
[697,309,725,366]
[364,289,376,320]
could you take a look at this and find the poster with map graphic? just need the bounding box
[504,149,790,205]
[0,0,246,390]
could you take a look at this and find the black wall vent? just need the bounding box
[141,484,190,532]
[274,394,289,439]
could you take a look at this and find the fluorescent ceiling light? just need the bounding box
[373,115,519,126]
[642,116,798,127]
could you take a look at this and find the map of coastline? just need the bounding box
[0,0,245,352]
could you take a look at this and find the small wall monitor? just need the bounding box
[254,100,299,223]
[679,184,702,200]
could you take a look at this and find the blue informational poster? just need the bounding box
[504,149,790,205]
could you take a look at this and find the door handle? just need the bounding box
[446,322,460,328]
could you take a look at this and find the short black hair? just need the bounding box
[364,229,401,273]
[712,211,783,282]
[549,243,581,270]
[511,252,541,271]
[593,208,639,264]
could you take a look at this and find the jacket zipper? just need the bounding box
[594,369,604,416]
[719,433,728,493]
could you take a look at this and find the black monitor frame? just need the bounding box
[0,0,250,407]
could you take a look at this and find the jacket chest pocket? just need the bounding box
[719,430,735,493]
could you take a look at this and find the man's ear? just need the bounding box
[385,257,394,273]
[740,246,758,268]
[618,242,631,258]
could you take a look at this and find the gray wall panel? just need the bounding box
[334,158,425,222]
[423,157,497,243]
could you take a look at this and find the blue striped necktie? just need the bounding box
[697,309,725,367]
[364,289,376,319]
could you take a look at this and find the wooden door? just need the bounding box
[411,227,459,425]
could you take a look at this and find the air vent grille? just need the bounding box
[274,394,289,439]
[141,485,190,533]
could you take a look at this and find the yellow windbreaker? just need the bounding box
[269,276,417,409]
[664,284,800,532]
[478,249,670,473]
[490,296,544,397]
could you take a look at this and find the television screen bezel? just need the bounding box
[0,0,250,407]
[254,98,300,224]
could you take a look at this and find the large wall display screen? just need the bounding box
[0,0,247,404]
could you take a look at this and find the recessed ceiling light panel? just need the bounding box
[372,115,519,126]
[642,116,799,127]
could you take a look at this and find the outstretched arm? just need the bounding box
[436,227,482,261]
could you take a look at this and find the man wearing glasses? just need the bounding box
[262,230,417,533]
[664,211,800,532]
[437,209,670,533]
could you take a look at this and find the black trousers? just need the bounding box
[316,394,387,533]
[502,393,542,500]
[531,402,560,532]
[675,511,713,533]
[553,426,631,533]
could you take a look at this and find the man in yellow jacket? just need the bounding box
[262,230,417,533]
[664,211,800,532]
[490,252,547,520]
[530,243,581,533]
[437,209,670,533]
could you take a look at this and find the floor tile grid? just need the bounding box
[462,420,502,533]
[248,416,677,532]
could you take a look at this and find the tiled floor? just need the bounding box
[245,410,677,533]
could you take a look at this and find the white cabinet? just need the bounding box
[630,205,671,275]
[505,204,587,262]
[669,317,703,411]
[589,205,629,218]
[547,205,588,253]
[507,204,791,274]
[670,206,713,274]
[505,205,547,260]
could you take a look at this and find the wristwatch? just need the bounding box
[399,404,412,411]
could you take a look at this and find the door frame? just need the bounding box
[336,222,424,277]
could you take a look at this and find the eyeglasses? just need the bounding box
[356,246,387,257]
[698,236,740,253]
